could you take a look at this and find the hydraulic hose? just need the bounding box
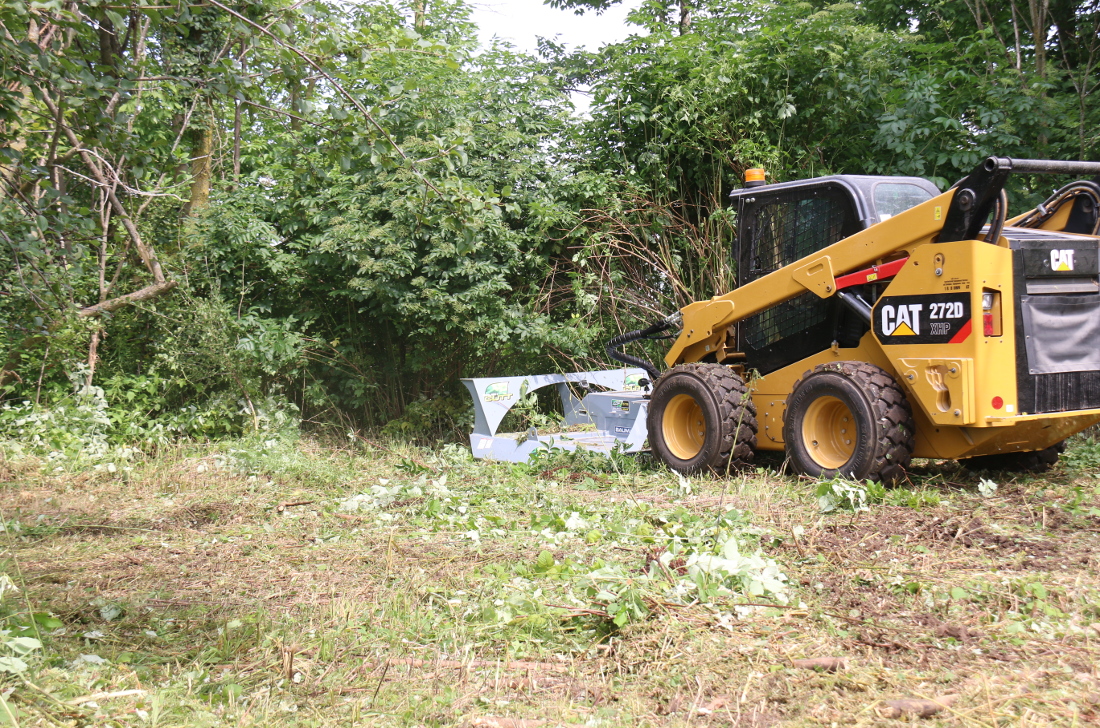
[605,313,681,385]
[1014,181,1100,235]
[983,189,1008,243]
[835,290,873,324]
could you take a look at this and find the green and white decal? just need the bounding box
[483,382,513,402]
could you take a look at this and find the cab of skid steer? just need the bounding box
[727,175,942,375]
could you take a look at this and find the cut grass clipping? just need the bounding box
[0,435,1097,725]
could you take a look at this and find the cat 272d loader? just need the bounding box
[613,157,1100,482]
[465,157,1100,482]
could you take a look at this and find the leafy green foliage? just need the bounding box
[3,0,1098,449]
[816,477,886,513]
[1063,435,1100,472]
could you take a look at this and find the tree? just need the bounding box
[2,0,601,443]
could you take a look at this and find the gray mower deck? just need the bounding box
[461,369,649,463]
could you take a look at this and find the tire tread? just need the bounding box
[788,361,915,484]
[648,363,757,473]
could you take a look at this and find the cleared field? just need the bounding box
[0,437,1097,727]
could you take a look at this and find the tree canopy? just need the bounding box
[2,0,1097,455]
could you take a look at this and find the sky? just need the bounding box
[467,0,642,113]
[468,0,641,56]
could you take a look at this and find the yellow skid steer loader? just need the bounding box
[607,157,1100,481]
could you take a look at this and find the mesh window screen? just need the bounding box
[743,188,858,280]
[737,185,860,374]
[742,291,829,351]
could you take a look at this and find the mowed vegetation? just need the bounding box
[0,437,1097,726]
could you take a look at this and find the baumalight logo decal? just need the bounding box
[483,382,512,402]
[623,373,643,391]
[875,293,973,344]
[1051,249,1076,271]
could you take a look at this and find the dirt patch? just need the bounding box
[160,501,240,528]
[913,613,976,642]
[790,507,1067,569]
[15,500,243,538]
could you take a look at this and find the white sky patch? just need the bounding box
[469,0,643,114]
[469,0,640,54]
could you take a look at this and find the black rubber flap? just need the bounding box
[1020,295,1100,374]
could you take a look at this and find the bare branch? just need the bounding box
[39,92,168,284]
[77,280,179,318]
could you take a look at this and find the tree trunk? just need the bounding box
[1029,0,1050,80]
[288,73,303,132]
[0,15,64,197]
[233,99,242,185]
[1030,0,1050,150]
[185,114,213,214]
[678,0,691,35]
[85,329,102,390]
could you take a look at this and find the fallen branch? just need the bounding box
[876,694,957,719]
[276,500,315,513]
[544,603,612,619]
[373,658,571,674]
[790,657,848,672]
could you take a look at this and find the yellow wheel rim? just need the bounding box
[801,396,856,470]
[663,393,706,460]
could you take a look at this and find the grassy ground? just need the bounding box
[0,436,1098,727]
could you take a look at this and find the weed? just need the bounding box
[884,486,942,508]
[815,477,885,513]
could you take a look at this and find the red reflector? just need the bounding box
[983,312,994,336]
[992,396,1004,410]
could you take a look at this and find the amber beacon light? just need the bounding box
[743,168,767,187]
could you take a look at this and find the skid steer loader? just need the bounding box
[613,156,1100,481]
[465,156,1100,481]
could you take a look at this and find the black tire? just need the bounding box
[961,441,1065,474]
[783,361,914,484]
[647,363,757,475]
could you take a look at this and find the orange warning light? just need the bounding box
[744,168,766,187]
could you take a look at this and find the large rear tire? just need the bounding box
[783,362,914,484]
[647,363,757,475]
[961,442,1065,474]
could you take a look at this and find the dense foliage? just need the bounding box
[2,0,1097,454]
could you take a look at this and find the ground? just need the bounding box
[0,437,1097,727]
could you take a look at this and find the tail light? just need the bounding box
[982,290,1002,336]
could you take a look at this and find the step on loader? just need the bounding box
[467,157,1100,482]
